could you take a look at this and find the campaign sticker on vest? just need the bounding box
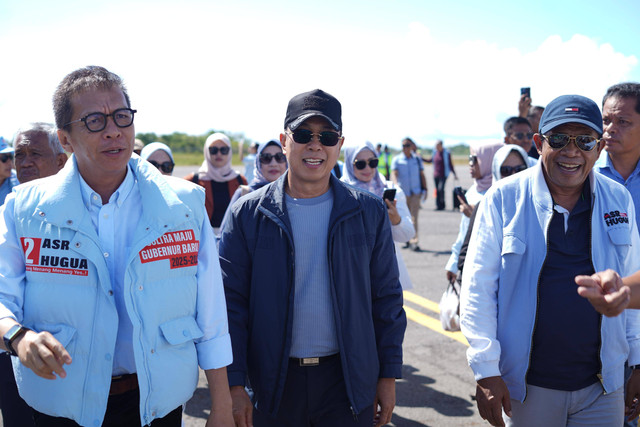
[604,210,629,227]
[139,229,199,269]
[20,237,89,276]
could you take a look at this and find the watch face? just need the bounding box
[4,325,27,356]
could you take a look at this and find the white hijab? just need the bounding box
[197,133,240,182]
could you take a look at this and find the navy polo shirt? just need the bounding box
[527,180,601,391]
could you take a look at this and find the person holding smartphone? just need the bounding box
[341,141,415,289]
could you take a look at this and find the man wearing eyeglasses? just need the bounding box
[503,116,537,166]
[220,89,406,427]
[460,94,640,426]
[0,66,234,426]
[0,138,19,205]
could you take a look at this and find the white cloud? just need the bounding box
[1,11,637,151]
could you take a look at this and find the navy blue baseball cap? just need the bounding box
[284,89,342,132]
[539,95,603,135]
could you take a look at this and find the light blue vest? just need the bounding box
[11,157,206,426]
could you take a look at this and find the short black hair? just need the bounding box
[603,82,640,114]
[503,116,531,134]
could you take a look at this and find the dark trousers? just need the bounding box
[32,387,181,427]
[434,176,447,210]
[253,354,374,427]
[0,352,35,427]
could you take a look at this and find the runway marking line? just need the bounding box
[403,291,468,346]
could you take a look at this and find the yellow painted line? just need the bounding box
[403,290,440,313]
[403,305,469,346]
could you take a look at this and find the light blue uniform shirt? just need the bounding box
[391,153,424,196]
[78,166,140,375]
[594,152,640,230]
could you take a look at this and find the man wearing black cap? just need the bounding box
[460,94,640,426]
[219,89,406,427]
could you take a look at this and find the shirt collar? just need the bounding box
[78,165,136,209]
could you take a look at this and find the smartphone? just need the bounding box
[521,87,531,98]
[453,186,467,204]
[383,188,396,202]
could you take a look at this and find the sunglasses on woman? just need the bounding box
[542,134,600,151]
[353,158,379,170]
[149,161,175,173]
[259,152,287,164]
[500,164,527,177]
[209,146,230,156]
[285,129,343,147]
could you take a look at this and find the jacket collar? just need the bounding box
[34,155,193,234]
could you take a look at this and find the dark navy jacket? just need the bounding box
[219,172,406,416]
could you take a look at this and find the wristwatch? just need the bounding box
[3,325,30,357]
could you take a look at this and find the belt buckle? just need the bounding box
[299,357,320,366]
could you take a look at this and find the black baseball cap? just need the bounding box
[539,95,603,135]
[284,89,342,132]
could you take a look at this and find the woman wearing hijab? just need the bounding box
[445,141,503,283]
[140,142,175,176]
[219,140,288,234]
[184,133,247,234]
[341,141,415,289]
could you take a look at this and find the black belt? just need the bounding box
[290,353,339,367]
[110,373,138,395]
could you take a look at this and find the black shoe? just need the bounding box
[412,245,421,252]
[403,242,410,249]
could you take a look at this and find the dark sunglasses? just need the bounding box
[0,153,13,163]
[149,160,175,173]
[402,144,412,148]
[286,129,343,147]
[500,164,527,177]
[511,132,534,140]
[469,155,478,166]
[209,146,230,156]
[354,158,379,170]
[259,152,287,164]
[543,134,600,152]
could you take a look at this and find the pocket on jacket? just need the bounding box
[159,316,204,346]
[607,227,631,261]
[31,322,77,354]
[501,234,525,256]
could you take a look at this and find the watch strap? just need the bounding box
[3,325,30,357]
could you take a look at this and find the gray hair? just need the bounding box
[13,122,65,155]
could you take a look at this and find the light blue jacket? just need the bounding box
[461,162,640,402]
[0,156,231,426]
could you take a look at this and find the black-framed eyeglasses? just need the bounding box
[209,146,231,156]
[285,129,343,147]
[500,164,527,177]
[543,134,600,152]
[354,158,379,170]
[469,155,478,166]
[0,153,13,163]
[149,160,175,173]
[64,108,137,132]
[259,152,287,164]
[511,132,534,140]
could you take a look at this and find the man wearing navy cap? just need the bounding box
[460,94,640,426]
[220,89,406,426]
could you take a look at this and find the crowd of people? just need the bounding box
[0,64,639,427]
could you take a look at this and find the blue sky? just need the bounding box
[1,0,638,148]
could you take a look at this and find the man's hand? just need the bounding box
[204,367,234,427]
[15,330,72,380]
[476,376,511,427]
[575,270,631,317]
[626,369,640,422]
[230,386,253,427]
[446,270,457,283]
[458,198,474,218]
[518,94,531,118]
[385,199,401,226]
[421,189,428,202]
[373,378,396,427]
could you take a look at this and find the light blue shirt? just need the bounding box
[286,189,338,357]
[391,153,424,196]
[594,151,640,230]
[0,170,19,205]
[78,166,140,375]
